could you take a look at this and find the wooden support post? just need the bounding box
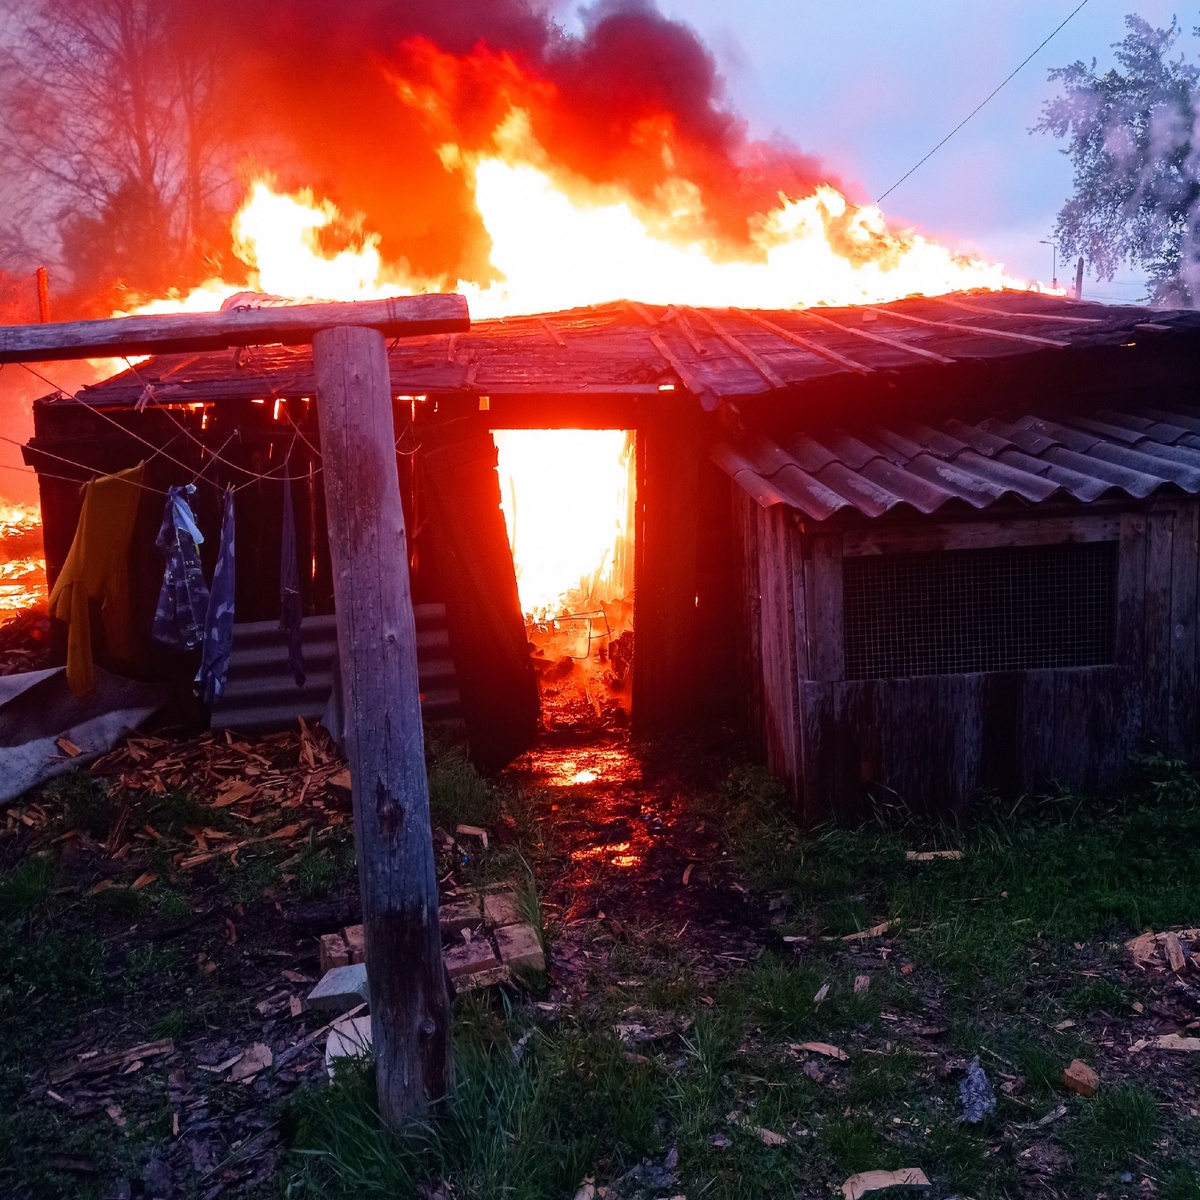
[313,325,452,1125]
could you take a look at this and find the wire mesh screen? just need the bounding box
[842,541,1117,680]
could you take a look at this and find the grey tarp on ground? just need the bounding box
[0,667,168,804]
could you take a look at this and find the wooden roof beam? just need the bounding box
[687,307,788,389]
[867,304,1070,348]
[0,294,470,364]
[798,309,956,364]
[625,300,712,399]
[733,308,874,376]
[935,296,1103,326]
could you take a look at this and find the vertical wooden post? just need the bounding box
[35,267,51,324]
[313,325,452,1124]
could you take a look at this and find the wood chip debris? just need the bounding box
[842,1168,931,1199]
[837,921,896,942]
[1125,927,1198,970]
[752,1125,787,1146]
[1130,1034,1200,1053]
[905,850,963,861]
[1062,1058,1099,1097]
[792,1041,849,1061]
[229,1042,273,1083]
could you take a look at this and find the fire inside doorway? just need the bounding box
[493,429,636,725]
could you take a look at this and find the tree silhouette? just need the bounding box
[1038,16,1200,306]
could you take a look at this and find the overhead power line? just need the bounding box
[877,0,1092,204]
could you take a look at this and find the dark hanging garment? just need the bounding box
[152,484,210,652]
[196,487,236,704]
[279,464,305,687]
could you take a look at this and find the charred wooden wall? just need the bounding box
[735,493,1200,822]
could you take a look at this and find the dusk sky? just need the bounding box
[620,1,1182,301]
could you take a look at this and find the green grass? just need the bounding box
[427,744,500,832]
[277,750,1200,1199]
[0,854,56,920]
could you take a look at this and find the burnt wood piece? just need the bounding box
[313,324,452,1126]
[417,416,539,773]
[0,294,469,363]
[633,399,703,730]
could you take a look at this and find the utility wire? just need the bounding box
[877,0,1092,204]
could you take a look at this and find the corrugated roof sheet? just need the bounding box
[714,405,1200,520]
[65,291,1200,413]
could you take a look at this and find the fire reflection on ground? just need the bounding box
[504,733,766,998]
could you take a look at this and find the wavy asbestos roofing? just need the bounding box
[713,406,1200,521]
[63,290,1200,413]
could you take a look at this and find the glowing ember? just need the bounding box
[494,429,632,619]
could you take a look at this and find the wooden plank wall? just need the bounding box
[631,401,703,730]
[735,497,1200,821]
[754,503,801,795]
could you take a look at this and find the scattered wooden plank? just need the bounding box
[905,850,964,862]
[50,1039,174,1085]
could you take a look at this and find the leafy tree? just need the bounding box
[0,0,239,302]
[1037,15,1200,306]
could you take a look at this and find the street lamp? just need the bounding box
[1039,239,1058,290]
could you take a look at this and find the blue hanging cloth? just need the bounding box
[152,484,209,651]
[280,462,305,687]
[195,487,236,703]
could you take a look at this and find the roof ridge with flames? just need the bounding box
[66,290,1199,413]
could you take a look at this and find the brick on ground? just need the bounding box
[444,938,501,979]
[495,922,545,973]
[307,963,370,1014]
[343,924,366,964]
[483,890,522,928]
[319,932,350,975]
[440,897,483,937]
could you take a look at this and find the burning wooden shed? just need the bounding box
[22,290,1200,810]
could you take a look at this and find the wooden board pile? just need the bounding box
[317,881,545,995]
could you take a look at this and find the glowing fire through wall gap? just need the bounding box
[493,429,635,629]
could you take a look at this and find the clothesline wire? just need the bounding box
[120,356,317,489]
[17,361,310,495]
[0,430,183,495]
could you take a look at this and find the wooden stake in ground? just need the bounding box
[314,325,453,1124]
